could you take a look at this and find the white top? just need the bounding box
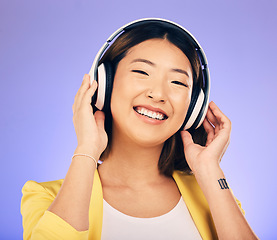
[101,197,202,240]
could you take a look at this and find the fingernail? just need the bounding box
[83,74,87,80]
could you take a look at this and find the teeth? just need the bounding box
[136,107,165,120]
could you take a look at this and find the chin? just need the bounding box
[111,111,182,147]
[129,128,176,148]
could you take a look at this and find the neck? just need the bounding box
[98,132,166,188]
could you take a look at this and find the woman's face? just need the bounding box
[110,38,193,147]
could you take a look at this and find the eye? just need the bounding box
[171,81,188,87]
[131,70,149,76]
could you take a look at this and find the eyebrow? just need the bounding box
[171,68,190,78]
[131,58,155,66]
[131,58,190,78]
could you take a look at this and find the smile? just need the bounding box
[134,106,168,120]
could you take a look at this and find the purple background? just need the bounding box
[1,0,276,239]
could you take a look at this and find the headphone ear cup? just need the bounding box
[183,88,205,130]
[195,90,209,129]
[94,62,114,112]
[101,62,114,113]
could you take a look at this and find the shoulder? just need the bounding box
[21,179,65,239]
[173,170,207,200]
[172,170,197,186]
[22,179,64,198]
[21,179,64,215]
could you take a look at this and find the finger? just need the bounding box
[203,117,215,146]
[76,74,91,98]
[94,111,105,130]
[209,101,231,131]
[75,75,95,112]
[206,103,220,131]
[82,80,98,109]
[73,74,90,113]
[180,130,194,149]
[203,104,231,155]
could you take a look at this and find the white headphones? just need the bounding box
[88,18,210,130]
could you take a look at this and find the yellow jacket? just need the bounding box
[21,170,244,240]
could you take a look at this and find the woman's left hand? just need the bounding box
[181,101,231,175]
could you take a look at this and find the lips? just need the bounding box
[133,106,168,120]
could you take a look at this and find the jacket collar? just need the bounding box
[89,170,103,240]
[89,170,218,240]
[172,171,218,240]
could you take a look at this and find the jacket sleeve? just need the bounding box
[232,191,245,215]
[21,180,89,240]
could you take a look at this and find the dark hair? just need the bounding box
[99,21,207,176]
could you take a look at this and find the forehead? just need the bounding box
[127,38,183,55]
[123,38,192,71]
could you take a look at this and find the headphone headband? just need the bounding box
[89,18,208,82]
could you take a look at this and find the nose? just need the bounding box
[146,83,167,103]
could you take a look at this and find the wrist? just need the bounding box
[72,153,97,167]
[74,145,101,159]
[193,162,224,184]
[73,146,102,168]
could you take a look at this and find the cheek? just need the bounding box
[110,73,135,117]
[110,81,126,115]
[111,71,146,109]
[171,92,192,126]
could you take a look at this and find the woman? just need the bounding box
[21,19,258,239]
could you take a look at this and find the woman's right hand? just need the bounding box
[72,74,108,158]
